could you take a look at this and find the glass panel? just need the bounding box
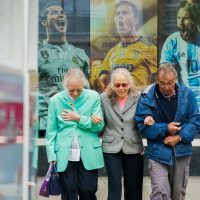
[0,68,23,200]
[76,0,90,12]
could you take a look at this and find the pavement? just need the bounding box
[36,176,200,200]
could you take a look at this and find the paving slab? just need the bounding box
[36,176,200,200]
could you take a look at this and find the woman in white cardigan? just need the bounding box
[100,68,144,200]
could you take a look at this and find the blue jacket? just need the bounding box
[135,83,200,165]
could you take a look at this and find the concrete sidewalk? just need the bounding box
[36,176,200,200]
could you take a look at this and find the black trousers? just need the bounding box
[59,160,98,200]
[104,151,144,200]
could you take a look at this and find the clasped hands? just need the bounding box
[61,109,81,121]
[144,116,181,147]
[61,109,102,124]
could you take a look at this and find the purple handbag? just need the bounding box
[39,164,53,198]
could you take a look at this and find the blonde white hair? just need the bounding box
[110,68,135,90]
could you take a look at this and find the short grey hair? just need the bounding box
[157,63,177,78]
[63,68,86,88]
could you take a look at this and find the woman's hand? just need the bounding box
[61,109,80,121]
[91,115,103,124]
[49,161,57,165]
[144,116,155,126]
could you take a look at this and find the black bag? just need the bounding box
[49,163,61,196]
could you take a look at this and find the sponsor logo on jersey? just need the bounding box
[179,51,186,57]
[112,64,135,72]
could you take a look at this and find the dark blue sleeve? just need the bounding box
[179,90,200,143]
[134,95,168,140]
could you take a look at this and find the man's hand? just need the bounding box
[91,115,102,124]
[61,109,80,121]
[144,116,155,126]
[164,135,181,147]
[168,122,181,135]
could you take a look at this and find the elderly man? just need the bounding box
[46,68,104,200]
[38,0,90,130]
[97,0,157,91]
[135,63,200,200]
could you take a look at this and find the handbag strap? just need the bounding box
[51,163,58,174]
[46,164,53,179]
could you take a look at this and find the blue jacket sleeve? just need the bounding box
[135,95,168,140]
[179,91,200,143]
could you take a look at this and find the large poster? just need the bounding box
[38,0,90,131]
[90,0,158,92]
[159,0,200,110]
[38,0,158,132]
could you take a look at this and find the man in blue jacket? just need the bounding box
[135,63,200,200]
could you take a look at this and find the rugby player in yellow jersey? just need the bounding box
[98,0,157,91]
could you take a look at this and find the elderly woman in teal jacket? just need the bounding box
[46,68,104,200]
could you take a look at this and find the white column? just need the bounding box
[22,0,30,199]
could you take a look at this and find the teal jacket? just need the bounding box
[46,89,104,172]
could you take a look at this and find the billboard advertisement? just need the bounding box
[38,0,158,132]
[159,0,200,109]
[38,0,200,132]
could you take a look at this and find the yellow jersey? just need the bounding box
[102,37,157,86]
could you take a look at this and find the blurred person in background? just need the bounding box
[46,68,104,200]
[100,68,144,200]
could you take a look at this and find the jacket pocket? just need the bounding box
[92,140,102,148]
[102,136,115,143]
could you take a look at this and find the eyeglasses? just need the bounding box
[114,83,129,88]
[158,81,174,87]
[68,89,83,93]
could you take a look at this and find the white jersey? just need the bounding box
[160,31,200,108]
[38,40,90,130]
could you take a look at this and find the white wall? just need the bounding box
[0,0,23,69]
[0,0,38,70]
